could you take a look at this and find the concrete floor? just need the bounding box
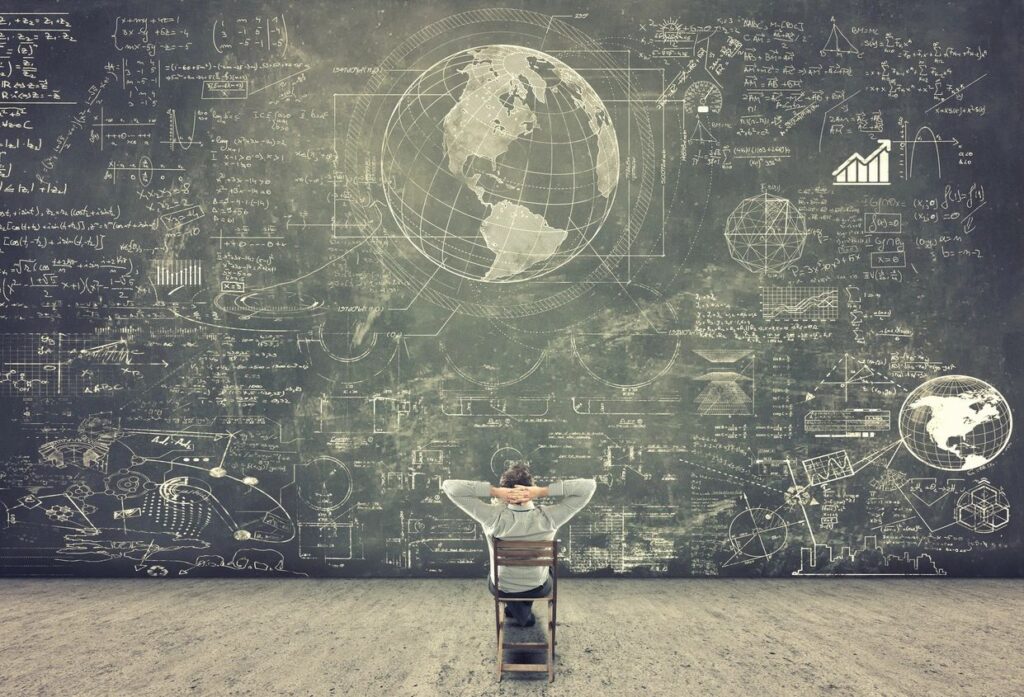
[0,579,1021,696]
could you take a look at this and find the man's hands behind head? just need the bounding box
[491,484,548,505]
[509,484,548,504]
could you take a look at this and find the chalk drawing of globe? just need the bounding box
[898,375,1012,471]
[381,45,619,283]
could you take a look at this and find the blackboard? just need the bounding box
[0,0,1021,578]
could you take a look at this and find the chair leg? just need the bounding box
[494,598,500,644]
[551,599,557,656]
[496,603,504,681]
[547,599,554,682]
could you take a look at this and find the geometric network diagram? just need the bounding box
[724,193,808,274]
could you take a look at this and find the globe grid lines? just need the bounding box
[381,44,618,283]
[512,48,596,279]
[898,375,1012,472]
[517,51,583,282]
[384,104,607,275]
[399,48,614,138]
[382,54,609,211]
[386,102,605,276]
[496,57,605,283]
[383,52,508,277]
[406,54,511,277]
[564,56,613,276]
[532,52,560,279]
[344,7,657,318]
[397,41,598,280]
[384,56,512,277]
[503,47,566,281]
[384,57,612,194]
[383,49,610,279]
[378,47,626,282]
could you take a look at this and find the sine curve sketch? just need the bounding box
[0,0,1020,578]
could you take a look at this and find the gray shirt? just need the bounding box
[441,478,597,592]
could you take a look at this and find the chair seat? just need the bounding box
[496,593,554,601]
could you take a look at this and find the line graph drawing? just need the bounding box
[793,440,901,491]
[832,139,891,185]
[0,334,159,395]
[762,287,839,320]
[893,123,959,180]
[164,108,200,150]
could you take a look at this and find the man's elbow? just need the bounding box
[564,478,597,506]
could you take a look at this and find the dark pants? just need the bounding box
[489,575,552,625]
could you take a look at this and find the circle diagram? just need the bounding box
[383,45,619,283]
[490,446,527,477]
[683,80,723,115]
[899,375,1012,471]
[345,8,656,319]
[724,193,808,275]
[296,456,354,512]
[727,506,789,561]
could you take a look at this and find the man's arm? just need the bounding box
[440,480,524,527]
[534,478,597,529]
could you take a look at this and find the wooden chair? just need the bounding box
[492,538,559,682]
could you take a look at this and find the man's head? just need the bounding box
[500,463,533,489]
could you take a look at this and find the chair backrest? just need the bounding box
[492,539,559,593]
[493,539,558,566]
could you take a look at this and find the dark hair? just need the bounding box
[500,463,533,488]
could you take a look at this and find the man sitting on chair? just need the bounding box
[442,464,596,627]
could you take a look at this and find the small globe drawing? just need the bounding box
[381,45,619,283]
[724,193,808,274]
[898,375,1012,471]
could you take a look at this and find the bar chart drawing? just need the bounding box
[154,260,203,287]
[832,139,891,185]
